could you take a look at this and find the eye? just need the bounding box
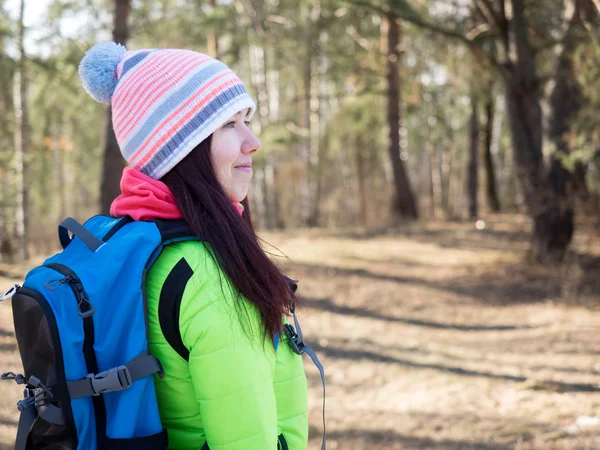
[224,121,236,128]
[244,121,251,126]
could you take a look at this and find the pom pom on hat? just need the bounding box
[79,41,127,104]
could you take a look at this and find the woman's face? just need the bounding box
[210,108,261,202]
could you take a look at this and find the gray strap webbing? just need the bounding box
[292,307,304,344]
[37,403,65,425]
[15,405,37,450]
[292,309,326,450]
[126,353,164,380]
[58,217,104,252]
[68,354,163,398]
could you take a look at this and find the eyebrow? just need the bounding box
[227,109,250,122]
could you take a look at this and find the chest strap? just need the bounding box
[284,306,326,450]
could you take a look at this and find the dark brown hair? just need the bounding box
[161,135,295,339]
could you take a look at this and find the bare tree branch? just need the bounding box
[466,23,493,41]
[345,0,511,78]
[498,0,510,55]
[346,24,374,51]
[474,0,500,27]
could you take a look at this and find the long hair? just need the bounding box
[161,135,295,339]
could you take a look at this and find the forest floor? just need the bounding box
[0,214,598,449]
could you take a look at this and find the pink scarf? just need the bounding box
[110,167,244,220]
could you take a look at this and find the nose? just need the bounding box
[241,127,261,154]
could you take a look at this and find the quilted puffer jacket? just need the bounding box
[145,240,309,450]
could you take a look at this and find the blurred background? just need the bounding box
[0,0,599,449]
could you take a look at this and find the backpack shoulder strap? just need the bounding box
[284,306,327,450]
[158,257,193,362]
[158,266,298,362]
[151,218,197,362]
[153,219,197,242]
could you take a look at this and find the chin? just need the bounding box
[230,192,247,203]
[232,188,250,202]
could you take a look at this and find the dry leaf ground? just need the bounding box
[0,214,598,449]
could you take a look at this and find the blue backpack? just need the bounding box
[0,215,198,450]
[0,215,326,450]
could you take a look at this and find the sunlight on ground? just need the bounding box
[0,215,598,449]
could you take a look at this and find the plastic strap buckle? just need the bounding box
[17,388,35,412]
[283,323,305,355]
[0,284,19,303]
[86,366,132,396]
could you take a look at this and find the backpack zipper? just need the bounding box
[44,263,95,318]
[12,286,80,448]
[43,263,106,443]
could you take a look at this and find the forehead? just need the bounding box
[230,108,251,118]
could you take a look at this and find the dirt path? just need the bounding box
[0,216,598,449]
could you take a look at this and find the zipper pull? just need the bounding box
[1,372,26,384]
[77,293,96,319]
[45,276,74,291]
[0,284,19,303]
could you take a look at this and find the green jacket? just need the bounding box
[145,240,309,450]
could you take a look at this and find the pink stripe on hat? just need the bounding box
[115,54,213,141]
[132,74,241,168]
[114,51,199,131]
[113,51,190,129]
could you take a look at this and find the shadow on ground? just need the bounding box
[309,426,513,449]
[301,295,537,331]
[310,340,600,393]
[293,255,600,308]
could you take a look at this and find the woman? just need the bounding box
[79,42,309,449]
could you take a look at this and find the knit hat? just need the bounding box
[79,42,256,180]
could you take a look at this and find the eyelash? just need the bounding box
[225,121,251,128]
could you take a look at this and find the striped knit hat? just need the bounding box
[78,42,256,180]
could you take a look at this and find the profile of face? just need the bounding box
[210,108,262,202]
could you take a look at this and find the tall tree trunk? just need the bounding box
[13,0,29,261]
[264,156,277,229]
[248,43,269,227]
[483,94,501,212]
[0,171,11,263]
[441,102,454,217]
[424,104,437,217]
[259,40,277,229]
[53,120,67,224]
[386,14,418,219]
[355,136,368,226]
[298,3,322,226]
[100,0,129,215]
[467,96,479,219]
[341,136,358,226]
[208,0,220,58]
[437,140,448,216]
[244,2,277,228]
[504,0,573,262]
[307,25,322,227]
[547,0,589,221]
[426,141,437,218]
[298,71,311,224]
[252,162,267,228]
[0,47,13,259]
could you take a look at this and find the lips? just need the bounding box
[234,164,253,173]
[234,162,252,170]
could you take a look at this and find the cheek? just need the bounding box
[211,147,235,180]
[213,153,231,177]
